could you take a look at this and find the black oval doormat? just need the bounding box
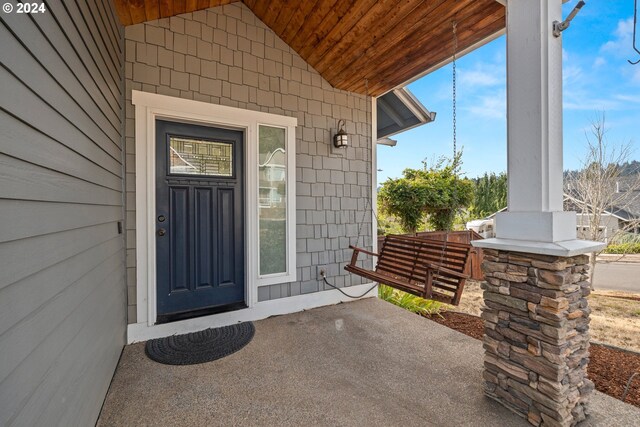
[145,322,255,365]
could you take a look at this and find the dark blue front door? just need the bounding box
[156,120,245,321]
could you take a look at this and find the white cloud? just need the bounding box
[459,69,500,87]
[563,64,583,83]
[457,59,505,92]
[563,99,621,111]
[563,83,623,110]
[465,90,506,120]
[492,49,505,64]
[600,17,634,57]
[634,66,640,83]
[560,58,627,111]
[593,57,606,68]
[613,94,640,104]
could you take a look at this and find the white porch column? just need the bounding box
[474,2,606,426]
[476,0,604,255]
[497,0,573,242]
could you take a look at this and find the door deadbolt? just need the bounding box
[157,228,166,236]
[158,215,166,222]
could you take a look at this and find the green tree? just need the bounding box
[378,153,474,233]
[470,172,508,218]
[376,210,406,236]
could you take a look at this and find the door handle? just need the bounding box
[157,228,166,236]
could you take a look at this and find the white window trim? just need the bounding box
[256,123,297,286]
[131,91,296,327]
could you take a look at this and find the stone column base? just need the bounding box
[481,249,593,427]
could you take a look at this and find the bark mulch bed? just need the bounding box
[427,311,640,408]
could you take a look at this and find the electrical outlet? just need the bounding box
[316,265,326,281]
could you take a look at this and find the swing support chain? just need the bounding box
[436,20,461,277]
[328,22,469,302]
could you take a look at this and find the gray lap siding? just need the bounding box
[0,0,126,425]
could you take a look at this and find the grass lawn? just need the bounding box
[453,280,640,353]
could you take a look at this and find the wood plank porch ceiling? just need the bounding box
[112,0,505,96]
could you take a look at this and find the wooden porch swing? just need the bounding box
[345,235,472,306]
[345,21,471,307]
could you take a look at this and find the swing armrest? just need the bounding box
[423,262,469,279]
[348,245,380,258]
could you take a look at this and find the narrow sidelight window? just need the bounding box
[258,125,287,275]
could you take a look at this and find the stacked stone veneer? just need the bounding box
[481,249,593,427]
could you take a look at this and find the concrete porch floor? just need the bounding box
[98,298,639,426]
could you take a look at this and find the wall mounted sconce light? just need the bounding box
[333,119,349,148]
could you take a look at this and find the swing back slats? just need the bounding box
[345,234,472,306]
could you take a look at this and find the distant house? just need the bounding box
[608,175,640,233]
[466,219,495,239]
[472,183,640,241]
[564,177,640,241]
[259,147,285,207]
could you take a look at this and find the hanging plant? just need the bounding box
[378,152,474,234]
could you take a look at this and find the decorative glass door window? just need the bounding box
[258,125,287,275]
[169,136,233,176]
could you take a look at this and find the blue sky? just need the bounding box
[377,0,640,184]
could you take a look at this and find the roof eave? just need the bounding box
[381,27,506,98]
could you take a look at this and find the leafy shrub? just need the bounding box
[603,242,640,254]
[376,211,412,236]
[378,284,445,316]
[378,153,473,233]
[611,232,640,245]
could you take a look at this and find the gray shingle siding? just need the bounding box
[125,2,373,317]
[0,0,126,425]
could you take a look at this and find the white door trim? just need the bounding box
[371,96,378,255]
[131,91,297,329]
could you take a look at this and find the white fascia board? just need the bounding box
[393,87,435,123]
[377,87,436,139]
[379,121,431,139]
